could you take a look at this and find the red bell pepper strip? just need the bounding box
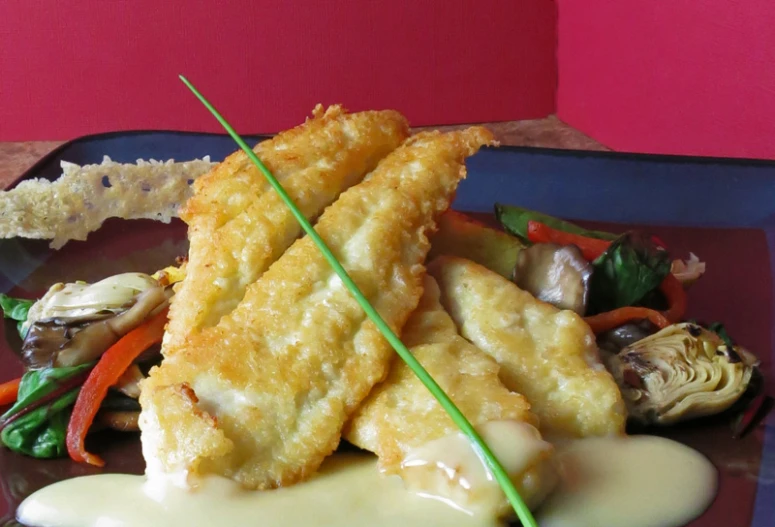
[527,221,612,261]
[66,307,168,467]
[660,273,687,323]
[651,235,668,249]
[584,307,670,335]
[583,276,686,334]
[0,377,21,406]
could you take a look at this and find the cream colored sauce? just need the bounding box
[17,435,718,527]
[536,435,718,527]
[17,454,499,527]
[400,420,556,514]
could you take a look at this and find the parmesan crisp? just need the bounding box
[0,156,216,249]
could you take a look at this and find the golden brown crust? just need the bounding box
[428,255,627,438]
[344,275,537,471]
[163,106,410,352]
[140,127,495,489]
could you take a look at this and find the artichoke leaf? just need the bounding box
[604,322,759,426]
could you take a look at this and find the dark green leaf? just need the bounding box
[100,391,141,412]
[0,364,92,459]
[495,203,618,242]
[1,391,78,458]
[708,322,736,348]
[637,288,668,311]
[588,231,672,314]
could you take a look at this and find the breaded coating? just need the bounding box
[429,256,626,439]
[345,276,557,514]
[163,105,409,352]
[139,128,496,490]
[345,275,536,470]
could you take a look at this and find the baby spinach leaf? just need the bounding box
[588,231,671,315]
[0,293,34,338]
[0,364,93,458]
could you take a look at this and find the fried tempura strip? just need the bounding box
[163,105,409,351]
[140,128,495,490]
[345,276,557,514]
[429,255,627,439]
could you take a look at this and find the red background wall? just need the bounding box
[0,1,557,141]
[557,0,775,159]
[4,1,774,159]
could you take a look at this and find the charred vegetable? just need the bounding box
[513,243,593,314]
[604,323,759,425]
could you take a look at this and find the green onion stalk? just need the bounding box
[179,75,538,527]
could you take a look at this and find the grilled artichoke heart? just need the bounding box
[604,323,759,425]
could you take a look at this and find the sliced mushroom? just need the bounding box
[55,285,169,367]
[513,243,593,314]
[597,321,657,354]
[604,323,759,426]
[21,282,170,369]
[95,411,140,432]
[113,364,145,399]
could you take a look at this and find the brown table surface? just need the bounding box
[0,116,606,189]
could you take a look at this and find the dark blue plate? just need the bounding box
[1,131,774,527]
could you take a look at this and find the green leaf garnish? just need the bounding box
[588,231,671,315]
[0,364,93,458]
[0,293,34,338]
[180,75,537,527]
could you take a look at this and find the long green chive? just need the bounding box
[180,75,538,527]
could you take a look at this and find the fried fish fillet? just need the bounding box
[345,274,537,468]
[345,275,557,515]
[139,128,496,490]
[428,255,626,439]
[163,105,409,352]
